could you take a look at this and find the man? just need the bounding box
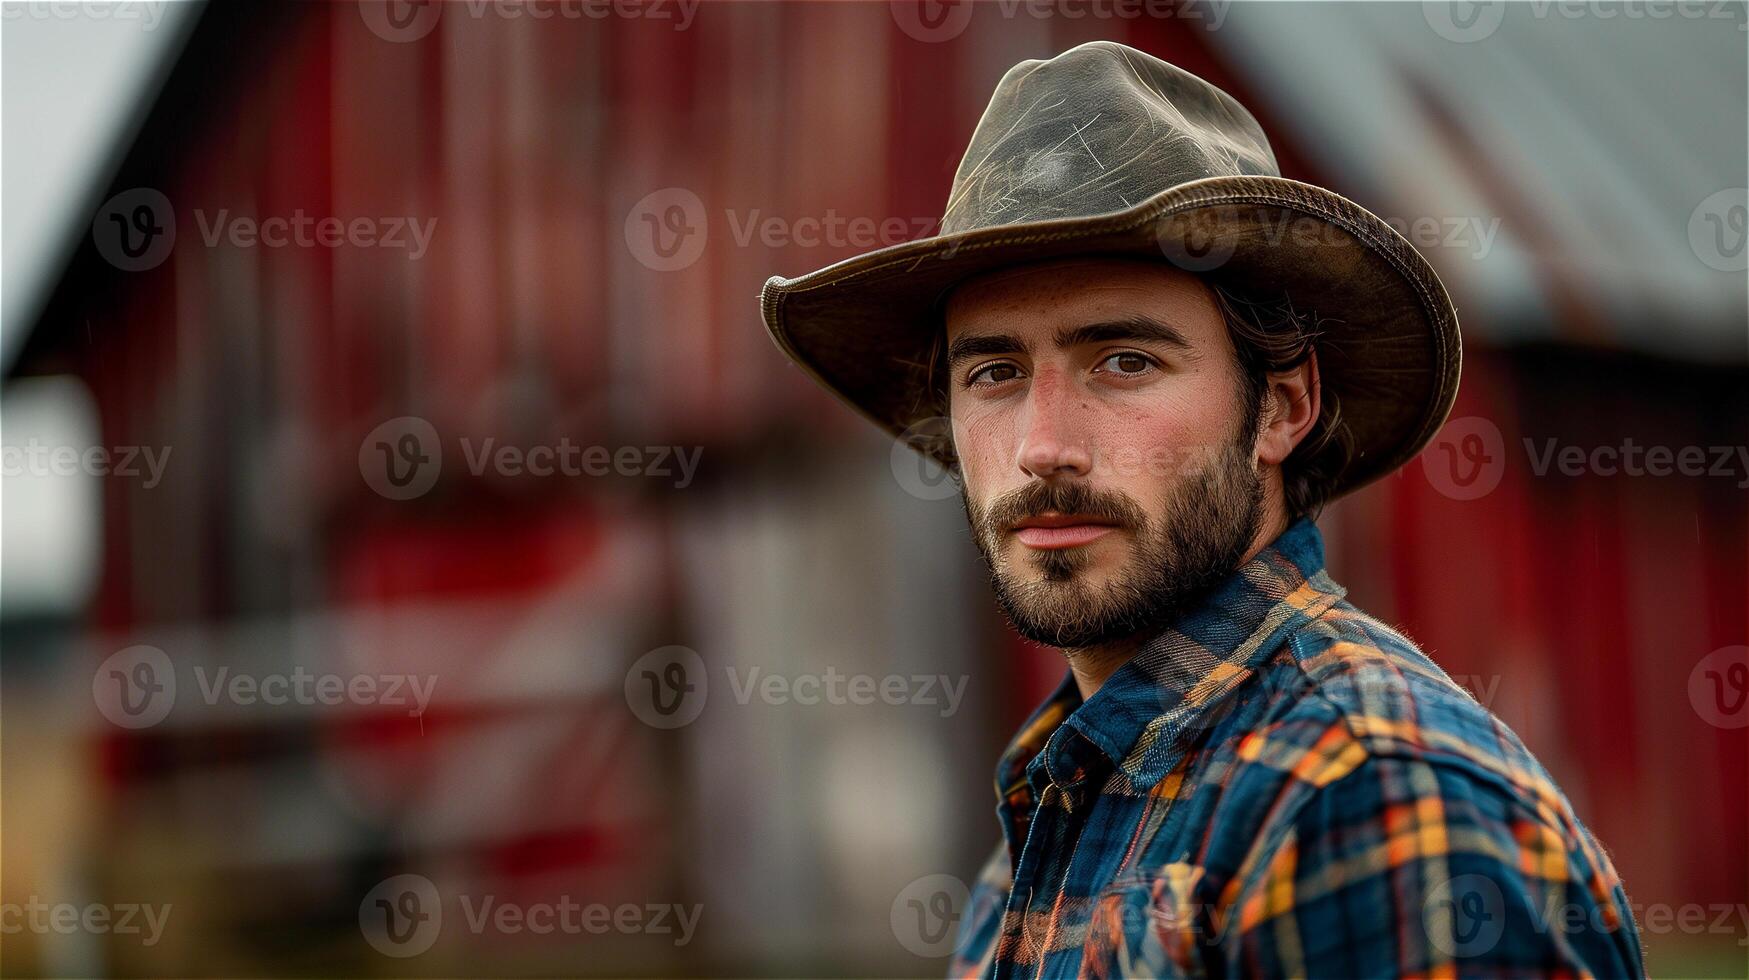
[760,41,1643,978]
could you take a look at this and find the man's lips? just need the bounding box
[1009,513,1121,550]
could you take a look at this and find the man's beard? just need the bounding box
[962,436,1264,650]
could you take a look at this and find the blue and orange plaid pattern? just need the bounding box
[950,517,1644,978]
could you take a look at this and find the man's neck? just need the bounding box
[1061,512,1293,701]
[1064,640,1143,700]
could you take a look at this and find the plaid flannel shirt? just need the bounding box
[951,517,1644,978]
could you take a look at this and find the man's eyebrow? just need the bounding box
[945,333,1028,368]
[945,314,1197,370]
[1053,315,1194,352]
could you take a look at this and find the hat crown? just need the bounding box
[941,41,1280,236]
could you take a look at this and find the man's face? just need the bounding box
[944,257,1265,650]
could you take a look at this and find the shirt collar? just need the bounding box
[993,516,1347,807]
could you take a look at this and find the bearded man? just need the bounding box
[760,41,1643,979]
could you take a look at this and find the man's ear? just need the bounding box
[1255,350,1321,467]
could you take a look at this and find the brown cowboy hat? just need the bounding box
[759,40,1460,498]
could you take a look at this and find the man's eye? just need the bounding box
[968,362,1021,386]
[1097,352,1156,376]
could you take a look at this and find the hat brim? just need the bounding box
[759,174,1460,499]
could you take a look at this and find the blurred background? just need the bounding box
[2,0,1745,976]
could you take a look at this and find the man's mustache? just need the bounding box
[977,480,1149,537]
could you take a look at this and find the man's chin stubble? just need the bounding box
[990,548,1250,649]
[966,450,1264,651]
[986,540,1161,649]
[1031,538,1094,583]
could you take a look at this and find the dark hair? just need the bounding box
[914,275,1352,520]
[1208,282,1350,519]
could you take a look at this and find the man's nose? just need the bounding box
[1016,371,1093,479]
